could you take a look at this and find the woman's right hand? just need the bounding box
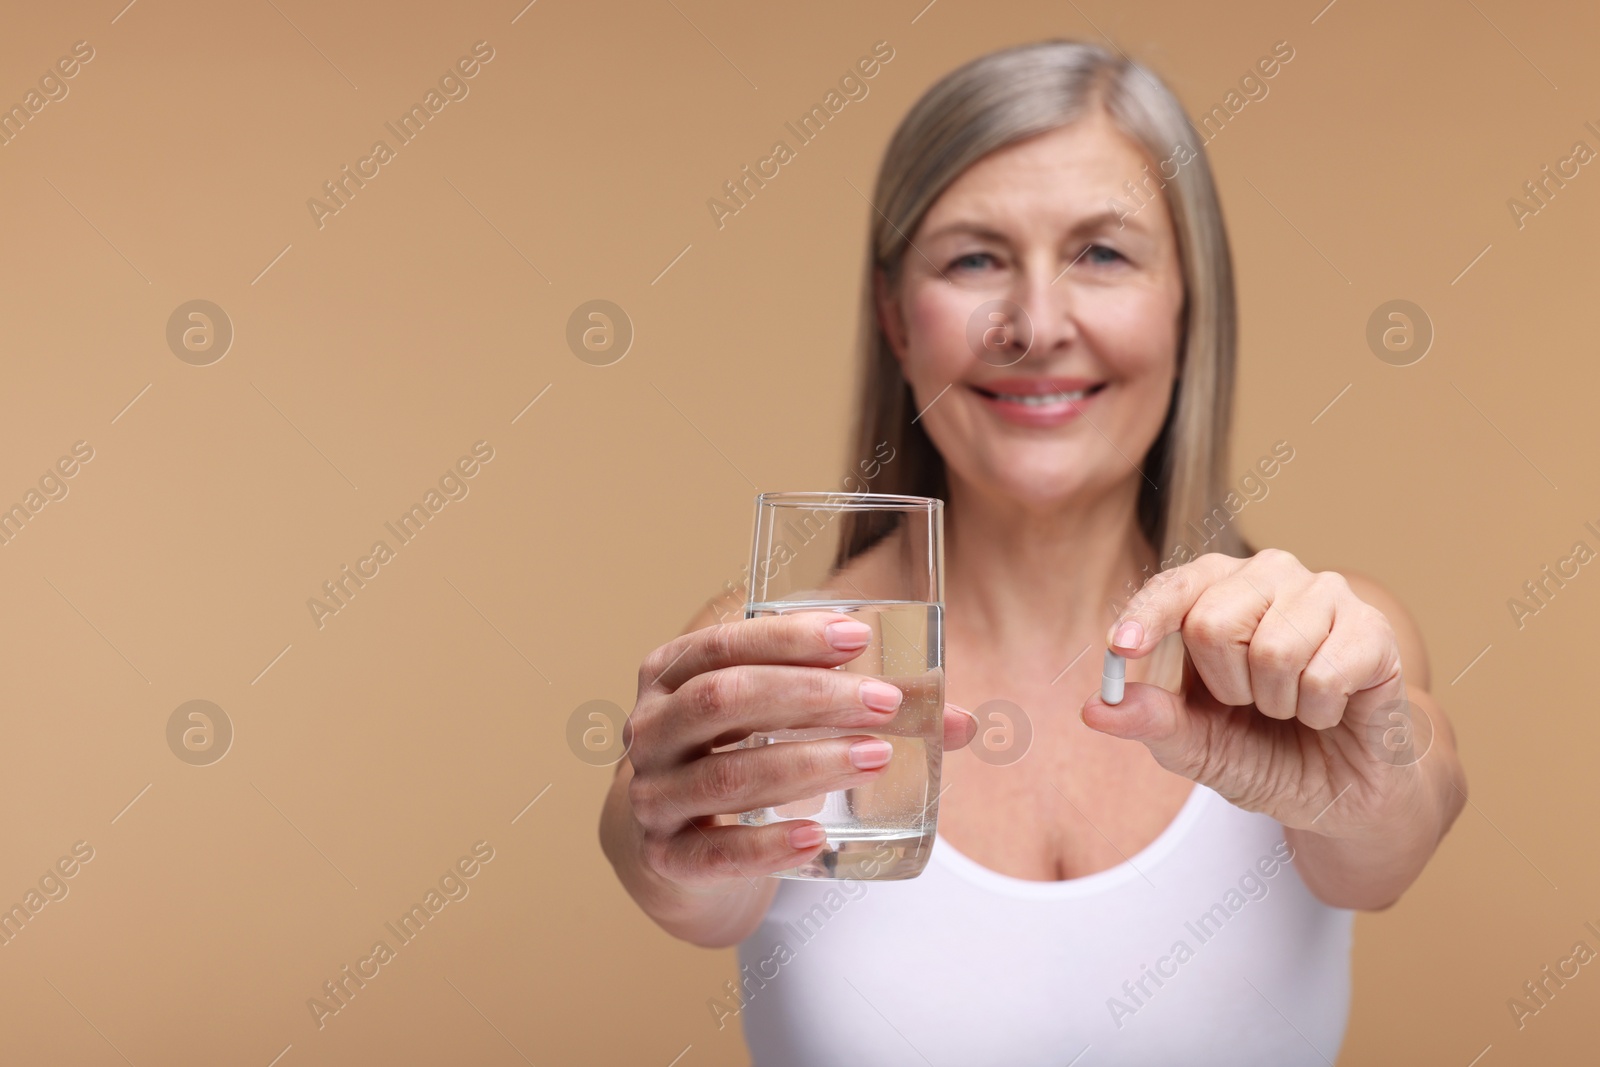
[620,610,975,894]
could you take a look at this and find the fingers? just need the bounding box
[638,664,905,768]
[1107,551,1248,656]
[1244,576,1333,719]
[1184,565,1334,722]
[1081,678,1217,786]
[1181,579,1271,707]
[1222,569,1358,727]
[1116,551,1370,726]
[641,611,875,693]
[639,819,835,887]
[1307,601,1404,733]
[647,735,897,822]
[1294,633,1358,731]
[943,702,977,751]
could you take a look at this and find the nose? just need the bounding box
[999,260,1079,363]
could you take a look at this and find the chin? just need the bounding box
[973,462,1093,509]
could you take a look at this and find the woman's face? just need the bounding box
[876,110,1186,513]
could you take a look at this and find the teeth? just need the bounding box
[993,388,1090,404]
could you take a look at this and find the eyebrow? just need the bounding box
[923,209,1142,243]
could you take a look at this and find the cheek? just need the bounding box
[1082,285,1182,377]
[902,286,976,380]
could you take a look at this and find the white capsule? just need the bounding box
[1101,650,1126,705]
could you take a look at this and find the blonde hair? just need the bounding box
[836,39,1257,685]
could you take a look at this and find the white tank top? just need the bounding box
[730,783,1355,1066]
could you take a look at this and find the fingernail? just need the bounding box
[825,620,873,650]
[1112,620,1143,650]
[849,739,894,769]
[788,824,827,849]
[859,680,903,712]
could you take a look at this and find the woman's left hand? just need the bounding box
[1081,549,1437,838]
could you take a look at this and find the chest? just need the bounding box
[936,646,1194,883]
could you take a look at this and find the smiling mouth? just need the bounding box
[969,382,1109,405]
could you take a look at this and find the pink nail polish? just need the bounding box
[849,739,894,769]
[825,620,873,650]
[859,680,903,712]
[1113,620,1143,650]
[788,824,826,850]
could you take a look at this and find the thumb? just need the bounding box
[1081,681,1210,781]
[942,702,978,751]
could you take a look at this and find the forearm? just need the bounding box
[1286,728,1467,910]
[600,760,778,947]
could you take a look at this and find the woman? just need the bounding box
[601,40,1466,1065]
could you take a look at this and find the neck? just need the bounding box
[943,469,1158,663]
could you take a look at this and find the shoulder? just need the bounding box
[1328,566,1431,692]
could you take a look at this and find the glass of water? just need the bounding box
[739,492,945,880]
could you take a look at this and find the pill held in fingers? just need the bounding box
[1101,650,1126,704]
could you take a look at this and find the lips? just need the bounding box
[968,377,1108,427]
[971,377,1105,399]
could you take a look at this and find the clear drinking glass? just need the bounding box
[738,491,945,880]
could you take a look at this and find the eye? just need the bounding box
[1083,244,1126,265]
[948,251,998,272]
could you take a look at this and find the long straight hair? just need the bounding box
[838,40,1255,612]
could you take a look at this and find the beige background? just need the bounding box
[0,0,1595,1063]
